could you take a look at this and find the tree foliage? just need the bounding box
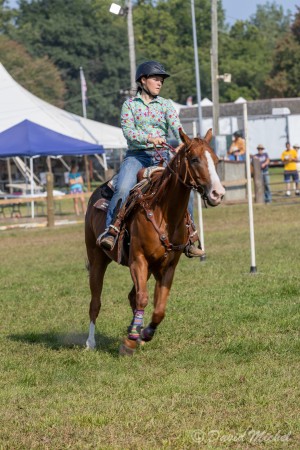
[218,2,291,102]
[0,36,65,106]
[265,6,300,97]
[1,0,299,125]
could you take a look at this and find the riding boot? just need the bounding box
[97,225,120,251]
[184,218,206,258]
[184,241,206,258]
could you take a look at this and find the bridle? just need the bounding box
[153,142,209,206]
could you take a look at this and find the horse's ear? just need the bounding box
[204,128,213,143]
[179,128,191,146]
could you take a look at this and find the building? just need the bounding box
[179,97,300,160]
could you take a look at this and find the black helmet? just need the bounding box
[135,60,170,82]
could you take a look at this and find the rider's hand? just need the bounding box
[148,136,166,146]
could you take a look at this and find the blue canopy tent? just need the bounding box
[0,119,104,157]
[0,120,104,218]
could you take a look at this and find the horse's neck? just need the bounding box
[158,172,191,231]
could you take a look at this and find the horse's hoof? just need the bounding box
[86,339,96,351]
[119,338,137,356]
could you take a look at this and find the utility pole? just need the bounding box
[127,0,136,93]
[191,0,203,137]
[211,0,219,136]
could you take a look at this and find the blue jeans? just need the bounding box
[106,149,194,228]
[263,172,272,203]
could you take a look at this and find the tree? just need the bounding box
[8,0,130,125]
[0,35,65,106]
[134,0,221,104]
[218,2,291,102]
[265,7,300,98]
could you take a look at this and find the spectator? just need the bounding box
[280,142,300,197]
[69,161,86,215]
[254,144,272,203]
[228,131,246,161]
[294,143,300,179]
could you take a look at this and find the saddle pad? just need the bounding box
[93,198,110,211]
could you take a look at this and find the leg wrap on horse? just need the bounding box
[128,309,144,340]
[140,322,157,342]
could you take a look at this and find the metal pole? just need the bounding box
[30,157,35,219]
[127,0,136,93]
[243,102,257,273]
[80,67,87,119]
[191,2,205,261]
[191,0,203,136]
[80,66,91,191]
[211,0,220,135]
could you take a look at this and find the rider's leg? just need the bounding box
[97,152,150,250]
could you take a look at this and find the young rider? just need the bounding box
[97,60,204,257]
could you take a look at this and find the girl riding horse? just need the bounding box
[97,60,204,258]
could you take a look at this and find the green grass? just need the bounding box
[0,202,299,449]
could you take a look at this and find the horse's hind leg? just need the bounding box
[86,247,110,350]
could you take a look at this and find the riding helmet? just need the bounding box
[135,60,170,82]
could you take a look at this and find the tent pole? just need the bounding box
[47,156,52,173]
[84,155,91,192]
[6,158,12,193]
[30,157,35,219]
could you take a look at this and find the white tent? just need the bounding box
[0,63,126,150]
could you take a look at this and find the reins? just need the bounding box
[153,142,208,206]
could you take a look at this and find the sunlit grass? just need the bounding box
[0,202,299,449]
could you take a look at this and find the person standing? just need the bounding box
[97,60,204,257]
[69,161,86,215]
[254,144,272,203]
[280,142,300,197]
[294,143,300,180]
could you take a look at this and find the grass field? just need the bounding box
[0,201,299,449]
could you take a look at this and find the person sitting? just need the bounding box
[228,131,246,161]
[97,60,204,257]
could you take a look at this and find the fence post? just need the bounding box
[46,172,55,227]
[252,158,264,204]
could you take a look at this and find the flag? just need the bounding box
[80,67,88,106]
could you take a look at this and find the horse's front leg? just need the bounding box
[141,265,176,343]
[119,256,149,355]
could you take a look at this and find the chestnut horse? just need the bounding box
[85,129,225,354]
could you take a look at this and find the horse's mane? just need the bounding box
[142,143,187,207]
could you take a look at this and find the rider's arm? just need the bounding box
[120,100,149,147]
[164,99,183,143]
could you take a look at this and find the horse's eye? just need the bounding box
[191,157,200,164]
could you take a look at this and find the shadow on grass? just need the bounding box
[8,332,120,356]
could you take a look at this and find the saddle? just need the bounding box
[93,167,164,264]
[93,166,198,264]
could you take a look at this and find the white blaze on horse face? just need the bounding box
[205,150,225,204]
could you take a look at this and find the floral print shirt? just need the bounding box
[120,93,182,150]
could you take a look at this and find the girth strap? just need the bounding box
[137,198,190,253]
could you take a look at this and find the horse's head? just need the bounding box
[179,128,225,206]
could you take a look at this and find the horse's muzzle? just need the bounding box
[206,185,225,206]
